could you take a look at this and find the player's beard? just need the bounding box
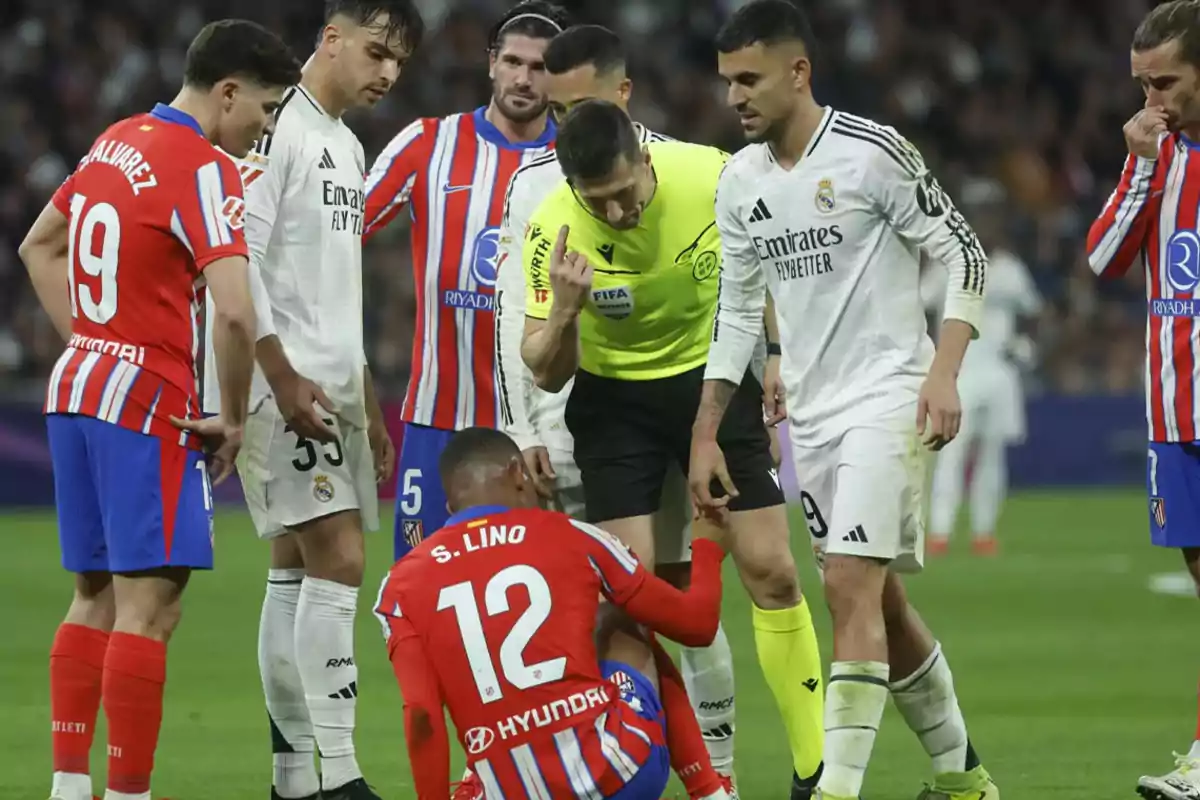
[496,89,547,124]
[745,116,786,146]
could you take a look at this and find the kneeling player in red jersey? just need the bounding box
[375,427,736,799]
[18,20,300,800]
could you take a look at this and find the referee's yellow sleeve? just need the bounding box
[523,219,553,321]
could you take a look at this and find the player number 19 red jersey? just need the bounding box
[43,104,248,448]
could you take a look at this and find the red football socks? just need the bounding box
[50,623,110,775]
[650,637,723,799]
[102,632,167,795]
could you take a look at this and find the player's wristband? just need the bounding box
[766,342,782,356]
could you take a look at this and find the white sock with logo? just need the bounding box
[681,623,736,776]
[295,576,362,791]
[261,569,320,799]
[51,771,92,800]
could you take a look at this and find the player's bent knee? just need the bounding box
[293,510,366,586]
[65,573,116,631]
[737,552,800,609]
[111,568,190,642]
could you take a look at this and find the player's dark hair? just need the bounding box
[715,0,817,55]
[556,99,641,182]
[439,427,522,489]
[324,0,426,54]
[1133,0,1200,68]
[544,25,626,77]
[488,1,572,53]
[184,20,302,89]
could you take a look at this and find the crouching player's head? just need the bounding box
[439,427,541,512]
[556,99,652,230]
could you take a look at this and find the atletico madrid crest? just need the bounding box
[1151,496,1167,528]
[402,518,424,549]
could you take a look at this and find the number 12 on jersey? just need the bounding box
[437,565,565,704]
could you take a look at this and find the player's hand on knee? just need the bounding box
[548,225,593,314]
[689,438,739,518]
[277,373,337,443]
[170,416,243,485]
[521,445,557,499]
[917,370,962,451]
[369,421,396,485]
[1124,106,1168,159]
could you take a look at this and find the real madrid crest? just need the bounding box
[815,178,836,213]
[313,474,335,503]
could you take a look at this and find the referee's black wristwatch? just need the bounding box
[766,342,782,356]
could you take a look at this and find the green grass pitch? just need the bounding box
[2,490,1196,798]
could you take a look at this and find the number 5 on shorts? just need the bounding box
[400,468,422,515]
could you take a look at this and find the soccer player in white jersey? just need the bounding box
[689,3,999,799]
[923,184,1042,557]
[494,23,746,783]
[202,4,423,799]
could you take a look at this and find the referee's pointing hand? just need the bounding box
[549,225,593,314]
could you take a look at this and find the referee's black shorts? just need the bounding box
[564,364,784,523]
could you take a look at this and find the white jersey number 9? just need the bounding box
[437,564,566,704]
[68,194,121,325]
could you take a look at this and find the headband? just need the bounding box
[497,12,563,36]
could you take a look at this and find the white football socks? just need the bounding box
[681,623,736,776]
[890,643,971,775]
[51,771,92,800]
[261,569,320,799]
[818,661,890,798]
[296,576,362,791]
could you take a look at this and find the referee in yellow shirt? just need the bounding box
[519,99,825,798]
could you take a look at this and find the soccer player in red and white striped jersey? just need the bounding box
[363,0,572,559]
[1088,4,1200,797]
[375,428,734,800]
[18,21,299,800]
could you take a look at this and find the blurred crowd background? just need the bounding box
[0,0,1160,399]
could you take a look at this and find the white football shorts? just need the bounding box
[238,401,379,539]
[791,407,929,574]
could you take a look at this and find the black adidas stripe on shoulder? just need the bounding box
[511,150,559,179]
[253,86,299,158]
[830,113,922,178]
[641,128,674,144]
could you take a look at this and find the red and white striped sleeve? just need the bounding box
[363,118,430,240]
[1087,140,1170,279]
[570,518,725,647]
[171,155,249,270]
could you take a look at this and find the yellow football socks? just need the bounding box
[751,596,825,780]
